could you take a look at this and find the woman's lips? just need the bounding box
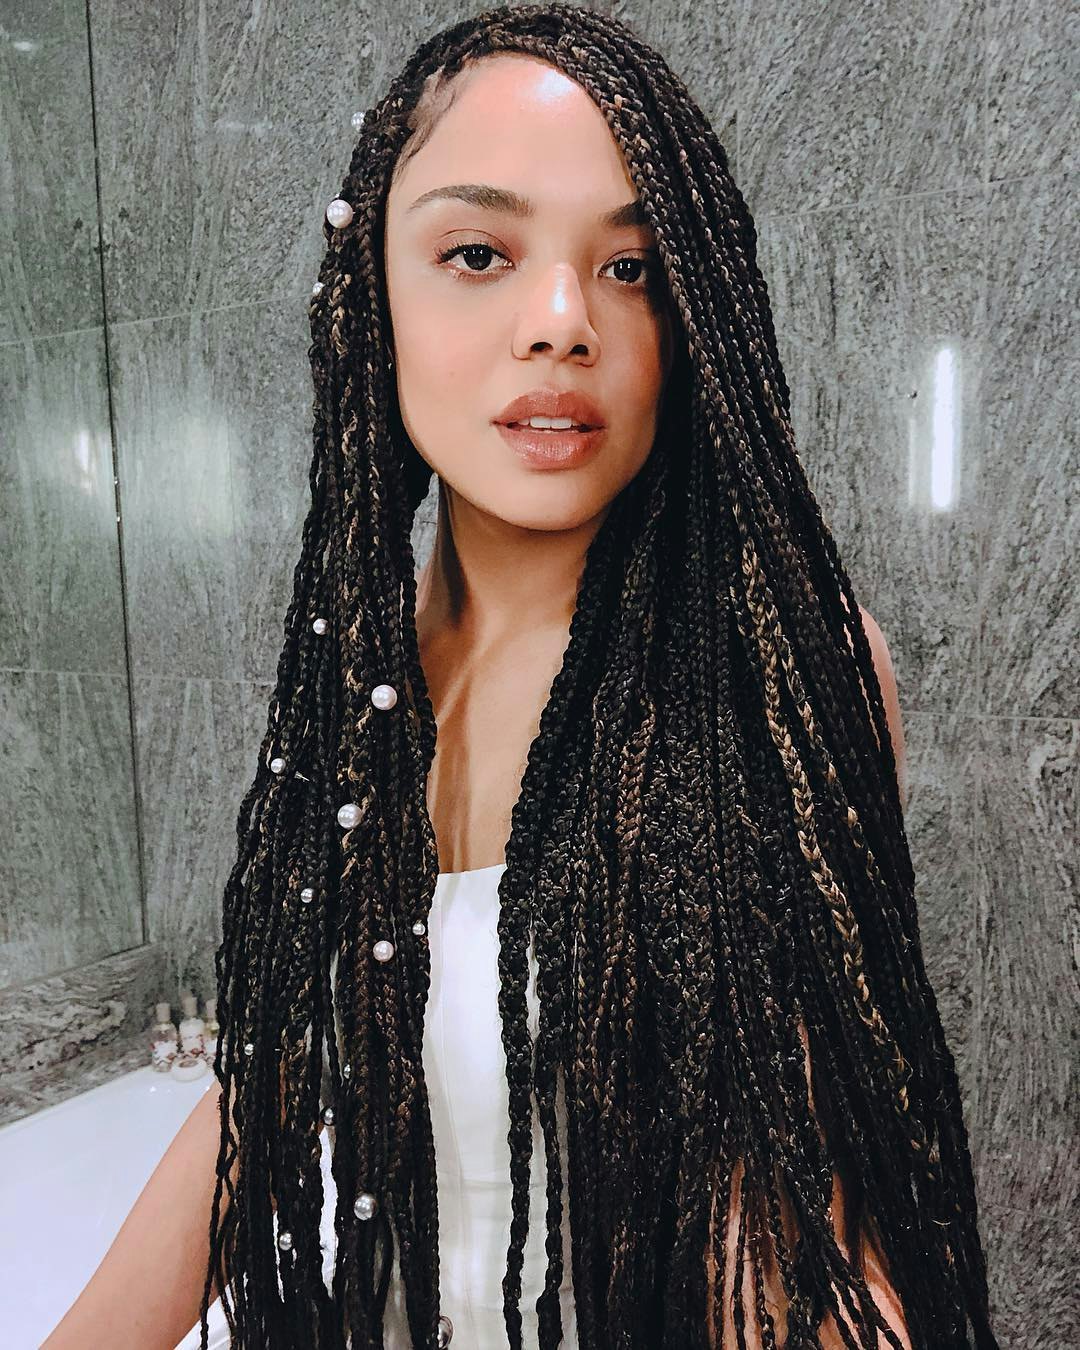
[494,421,606,469]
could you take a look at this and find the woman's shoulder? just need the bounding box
[848,601,908,810]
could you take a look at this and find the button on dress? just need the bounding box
[316,862,579,1346]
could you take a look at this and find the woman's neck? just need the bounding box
[415,479,604,647]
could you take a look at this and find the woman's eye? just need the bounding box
[599,256,657,288]
[435,242,660,290]
[435,242,510,277]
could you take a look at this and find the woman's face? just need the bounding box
[383,53,675,534]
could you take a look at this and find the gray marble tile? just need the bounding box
[756,190,986,715]
[0,1,104,343]
[133,674,266,999]
[969,715,1078,1222]
[105,310,245,681]
[110,295,447,691]
[85,0,475,324]
[986,0,1079,182]
[172,677,280,1001]
[0,670,141,987]
[0,943,165,1128]
[225,300,356,684]
[738,0,985,212]
[0,329,126,674]
[139,675,280,1004]
[981,1202,1079,1349]
[979,174,1078,720]
[411,474,440,567]
[902,711,980,1112]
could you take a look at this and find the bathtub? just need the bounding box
[0,1065,227,1347]
[0,1062,339,1349]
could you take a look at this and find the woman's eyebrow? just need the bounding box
[407,182,648,228]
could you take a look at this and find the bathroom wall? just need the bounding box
[1,2,1074,1343]
[745,6,1076,1343]
[0,1,164,1117]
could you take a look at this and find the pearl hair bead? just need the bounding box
[311,281,324,297]
[337,802,362,829]
[342,1062,351,1077]
[326,197,354,229]
[277,1230,293,1252]
[412,920,426,936]
[243,1042,254,1056]
[300,887,314,904]
[370,683,398,710]
[354,1191,378,1220]
[312,617,328,635]
[321,1105,335,1125]
[269,756,286,774]
[373,939,395,962]
[438,1313,454,1345]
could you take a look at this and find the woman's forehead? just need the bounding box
[389,55,636,212]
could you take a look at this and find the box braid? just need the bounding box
[196,5,999,1348]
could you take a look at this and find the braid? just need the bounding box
[198,5,998,1348]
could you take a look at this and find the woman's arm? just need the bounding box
[43,1065,326,1350]
[706,1021,913,1348]
[41,1083,238,1350]
[42,1072,325,1350]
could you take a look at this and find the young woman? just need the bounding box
[44,5,999,1348]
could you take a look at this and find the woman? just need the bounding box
[44,5,999,1349]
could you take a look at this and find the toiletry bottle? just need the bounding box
[171,1048,207,1079]
[178,992,206,1057]
[150,1002,179,1073]
[202,996,220,1065]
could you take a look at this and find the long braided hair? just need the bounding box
[198,6,998,1347]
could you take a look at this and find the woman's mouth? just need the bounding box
[494,419,606,469]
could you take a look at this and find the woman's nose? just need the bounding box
[512,262,600,362]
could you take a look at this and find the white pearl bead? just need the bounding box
[326,198,354,229]
[438,1313,454,1345]
[278,1230,293,1251]
[372,939,394,962]
[269,756,286,774]
[342,1062,351,1078]
[354,1191,378,1220]
[371,683,397,710]
[321,1105,335,1125]
[337,802,362,829]
[411,920,426,936]
[312,617,328,635]
[300,887,315,904]
[243,1042,254,1056]
[311,281,324,297]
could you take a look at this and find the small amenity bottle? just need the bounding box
[178,992,206,1057]
[149,1002,179,1073]
[171,992,208,1079]
[202,996,220,1065]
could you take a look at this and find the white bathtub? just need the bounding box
[0,1065,227,1348]
[0,1063,339,1349]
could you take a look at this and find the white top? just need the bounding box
[315,862,578,1347]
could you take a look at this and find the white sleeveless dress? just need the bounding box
[315,862,579,1347]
